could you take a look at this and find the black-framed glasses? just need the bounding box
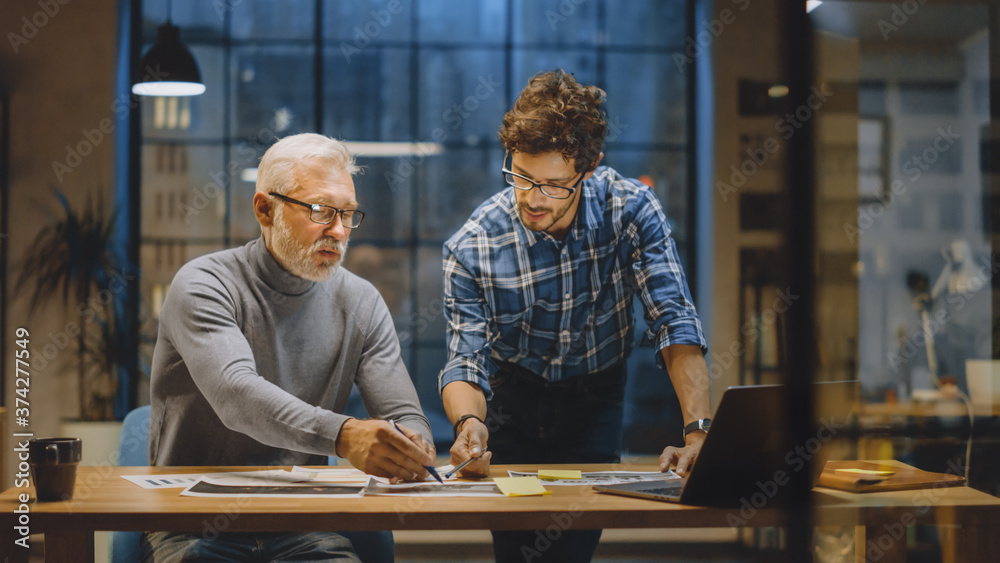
[500,151,584,200]
[269,192,365,228]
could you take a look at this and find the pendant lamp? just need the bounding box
[132,1,205,97]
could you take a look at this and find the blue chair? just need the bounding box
[109,405,394,563]
[109,405,151,563]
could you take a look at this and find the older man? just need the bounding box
[144,133,433,561]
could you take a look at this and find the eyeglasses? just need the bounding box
[500,152,584,200]
[269,192,365,228]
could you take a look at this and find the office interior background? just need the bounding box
[133,0,697,452]
[2,0,999,560]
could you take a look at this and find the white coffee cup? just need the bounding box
[965,359,1000,414]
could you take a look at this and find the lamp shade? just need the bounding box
[132,22,205,96]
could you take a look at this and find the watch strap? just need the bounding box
[453,414,484,439]
[683,418,711,439]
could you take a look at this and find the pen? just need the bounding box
[444,448,487,479]
[389,419,444,484]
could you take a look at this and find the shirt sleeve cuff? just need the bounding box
[653,324,708,369]
[439,356,496,401]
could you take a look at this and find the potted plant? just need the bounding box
[15,189,134,424]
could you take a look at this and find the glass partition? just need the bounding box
[808,2,998,560]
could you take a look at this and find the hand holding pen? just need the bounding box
[390,420,444,483]
[335,418,437,482]
[445,447,488,479]
[448,417,492,478]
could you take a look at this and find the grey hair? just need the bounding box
[255,133,359,195]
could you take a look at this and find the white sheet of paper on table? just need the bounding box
[122,469,295,490]
[125,466,507,497]
[180,474,369,498]
[290,466,370,483]
[505,470,680,486]
[364,479,502,497]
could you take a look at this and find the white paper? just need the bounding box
[365,479,502,497]
[122,474,203,490]
[122,470,293,490]
[180,473,369,498]
[126,467,507,498]
[369,464,461,485]
[289,466,370,483]
[505,470,679,486]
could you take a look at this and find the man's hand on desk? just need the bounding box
[335,419,436,482]
[450,417,492,478]
[659,432,705,476]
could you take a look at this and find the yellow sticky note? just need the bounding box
[835,468,895,476]
[493,477,552,497]
[537,470,582,481]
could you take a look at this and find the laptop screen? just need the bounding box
[674,380,858,506]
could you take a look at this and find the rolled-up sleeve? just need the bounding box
[628,190,708,368]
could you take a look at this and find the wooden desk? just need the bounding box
[2,464,998,562]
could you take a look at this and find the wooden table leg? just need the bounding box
[44,530,94,563]
[938,524,1000,562]
[855,525,906,563]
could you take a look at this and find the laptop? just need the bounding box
[594,381,858,506]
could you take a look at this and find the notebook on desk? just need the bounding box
[594,381,858,506]
[817,460,965,493]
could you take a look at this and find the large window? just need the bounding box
[138,0,693,447]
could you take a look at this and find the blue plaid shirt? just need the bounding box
[439,166,706,399]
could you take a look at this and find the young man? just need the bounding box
[440,70,712,562]
[145,133,434,561]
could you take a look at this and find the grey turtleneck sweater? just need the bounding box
[149,237,432,467]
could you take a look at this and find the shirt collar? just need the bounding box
[576,170,605,232]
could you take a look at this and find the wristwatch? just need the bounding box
[682,418,711,440]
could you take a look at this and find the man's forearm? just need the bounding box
[442,380,488,424]
[661,344,712,425]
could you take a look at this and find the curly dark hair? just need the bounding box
[499,69,607,173]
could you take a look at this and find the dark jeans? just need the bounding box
[140,531,361,562]
[486,361,626,563]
